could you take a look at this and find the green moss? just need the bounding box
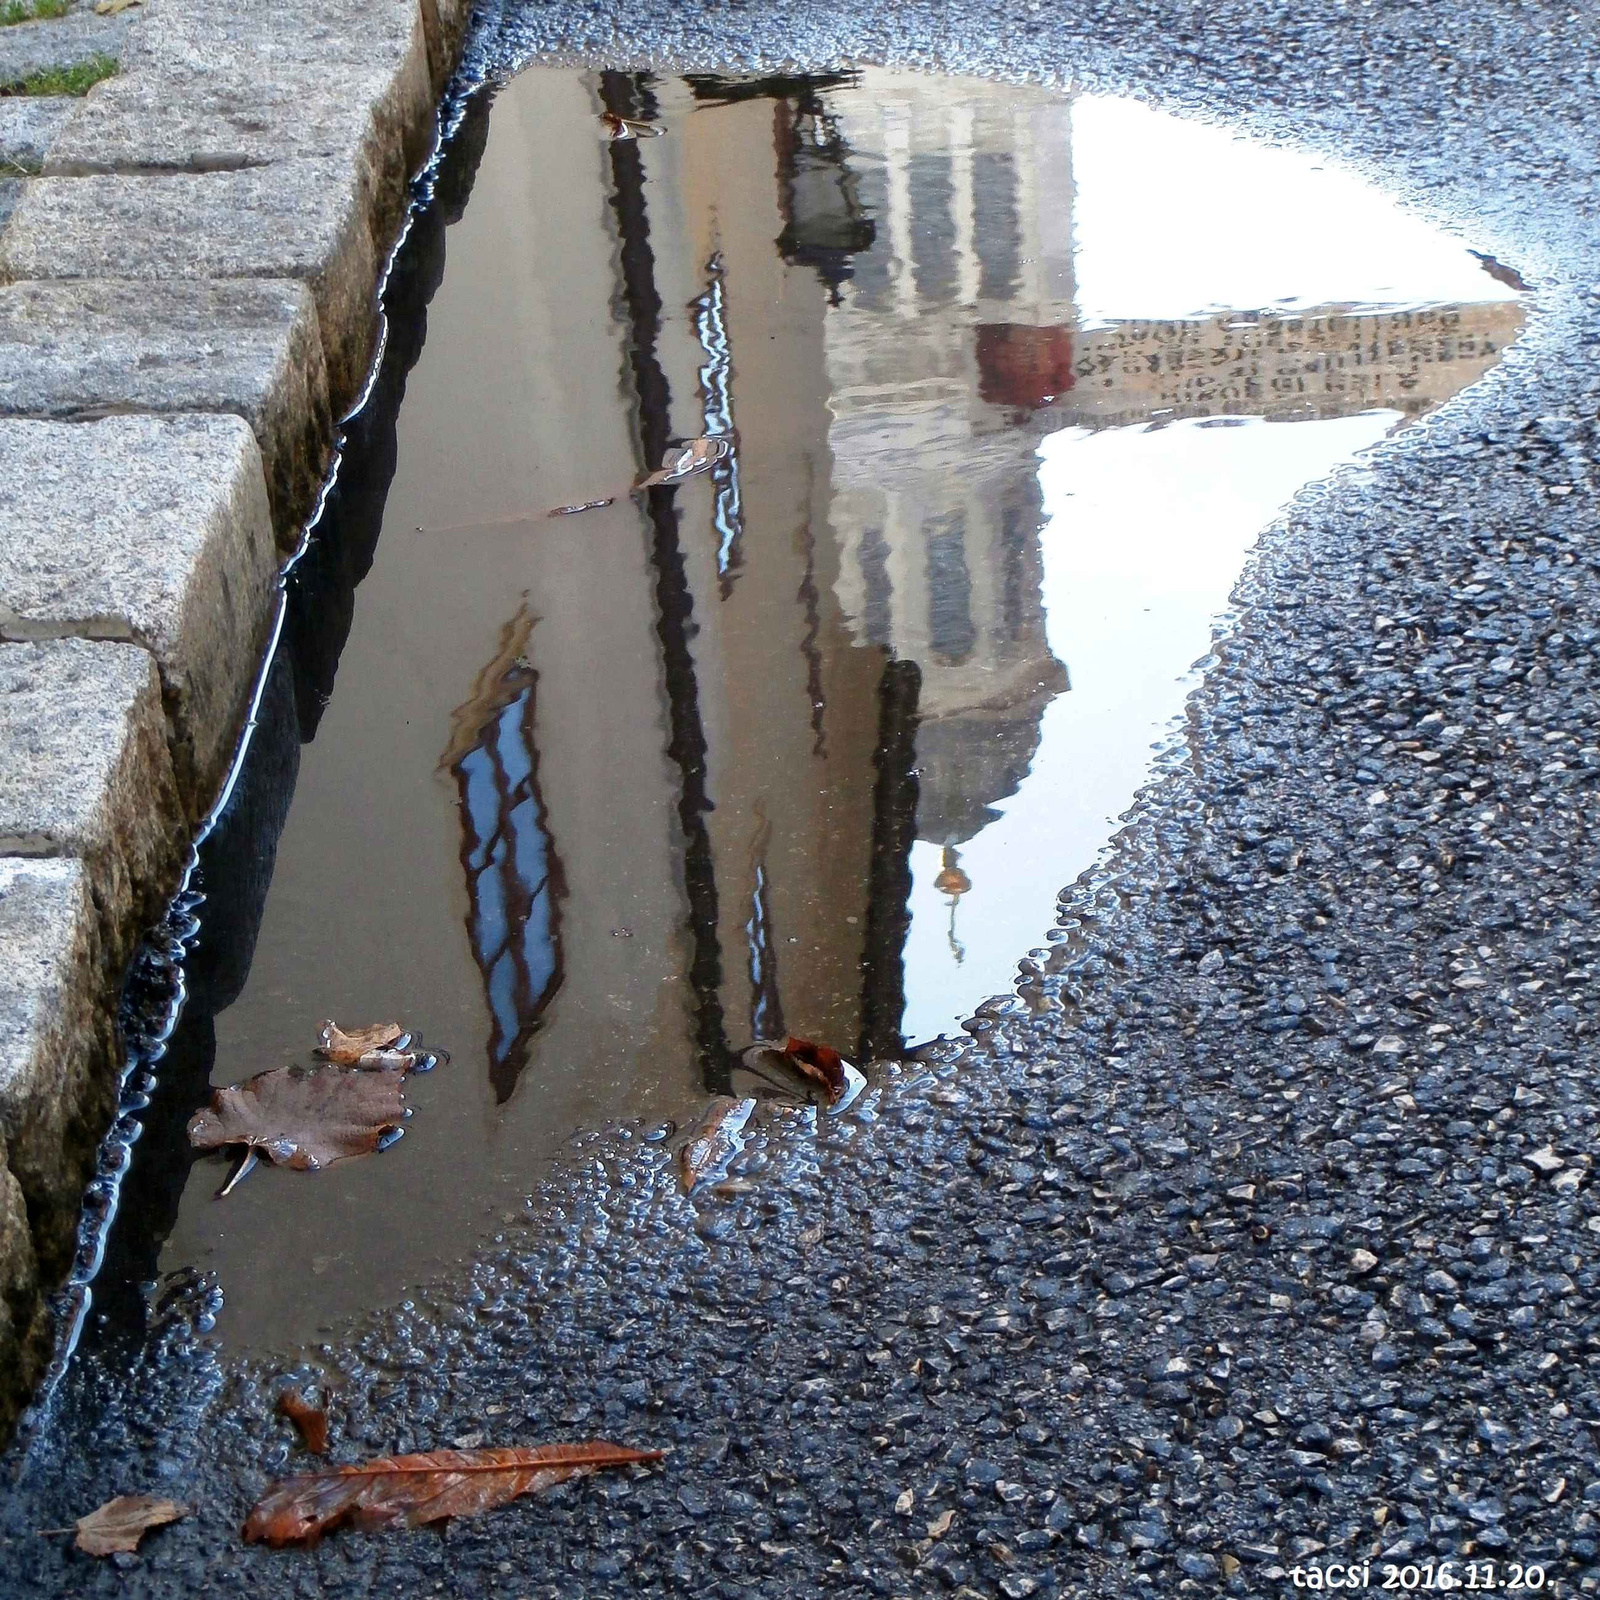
[1,0,76,25]
[0,54,117,95]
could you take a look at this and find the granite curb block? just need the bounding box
[0,163,382,415]
[0,638,184,967]
[0,101,73,175]
[0,414,281,815]
[43,63,418,255]
[0,857,116,1289]
[123,0,438,168]
[0,276,333,545]
[0,1126,45,1435]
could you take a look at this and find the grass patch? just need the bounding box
[0,54,116,95]
[1,0,75,26]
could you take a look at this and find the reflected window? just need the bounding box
[908,152,958,306]
[973,151,1021,302]
[926,510,976,664]
[441,607,565,1103]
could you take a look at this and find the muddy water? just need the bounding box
[108,68,1519,1353]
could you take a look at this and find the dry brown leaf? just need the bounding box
[278,1388,330,1454]
[243,1441,665,1547]
[315,1020,404,1063]
[93,0,142,13]
[547,498,615,518]
[187,1063,407,1179]
[677,1096,756,1193]
[64,1495,189,1556]
[741,1036,850,1106]
[600,111,663,141]
[635,435,731,490]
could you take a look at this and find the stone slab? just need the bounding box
[45,64,411,251]
[0,177,16,233]
[0,1130,46,1431]
[0,639,182,966]
[0,96,73,173]
[0,276,332,542]
[0,9,131,85]
[0,855,114,1282]
[0,164,379,413]
[418,0,471,93]
[123,0,434,168]
[0,414,279,815]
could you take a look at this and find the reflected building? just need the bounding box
[455,69,1527,1088]
[822,79,1076,871]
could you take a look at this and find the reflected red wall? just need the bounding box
[975,323,1076,410]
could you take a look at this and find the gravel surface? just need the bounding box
[5,0,1600,1595]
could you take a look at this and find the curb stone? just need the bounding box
[0,856,115,1286]
[0,277,333,541]
[0,413,280,813]
[0,0,473,1437]
[0,166,383,417]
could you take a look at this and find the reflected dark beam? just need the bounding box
[600,71,734,1095]
[858,657,921,1061]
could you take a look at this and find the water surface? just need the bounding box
[127,67,1520,1351]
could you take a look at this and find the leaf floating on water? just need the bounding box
[677,1096,757,1193]
[635,435,732,490]
[601,111,663,141]
[315,1020,403,1064]
[278,1388,330,1455]
[546,498,615,518]
[741,1035,851,1106]
[187,1063,408,1182]
[242,1441,666,1547]
[54,1495,189,1556]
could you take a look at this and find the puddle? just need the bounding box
[85,67,1521,1357]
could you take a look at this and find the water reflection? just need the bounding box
[137,64,1520,1347]
[442,604,565,1103]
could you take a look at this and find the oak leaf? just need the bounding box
[278,1388,329,1454]
[315,1019,404,1063]
[242,1442,665,1546]
[677,1096,756,1193]
[187,1063,407,1176]
[742,1036,850,1105]
[66,1495,188,1556]
[635,435,731,490]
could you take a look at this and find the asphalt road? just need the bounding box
[5,0,1600,1594]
